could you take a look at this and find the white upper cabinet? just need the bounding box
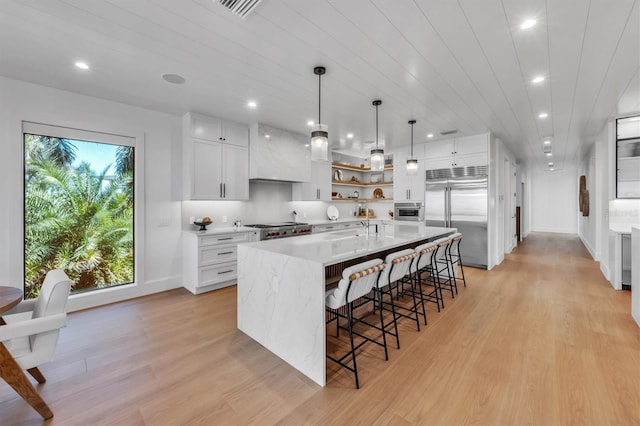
[189,114,248,148]
[183,113,249,200]
[292,160,331,201]
[393,145,425,202]
[249,123,311,182]
[424,133,488,169]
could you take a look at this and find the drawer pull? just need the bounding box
[218,251,233,255]
[218,270,234,275]
[217,237,233,241]
[326,226,334,229]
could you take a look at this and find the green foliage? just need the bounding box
[24,135,134,299]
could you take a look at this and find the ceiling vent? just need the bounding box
[440,129,458,136]
[218,0,262,18]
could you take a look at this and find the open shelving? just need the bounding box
[331,161,393,202]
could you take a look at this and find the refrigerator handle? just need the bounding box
[447,185,452,228]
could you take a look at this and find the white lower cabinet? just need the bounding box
[183,230,258,294]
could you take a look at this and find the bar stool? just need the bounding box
[447,232,467,288]
[433,236,457,301]
[325,259,386,389]
[410,241,442,311]
[370,249,417,349]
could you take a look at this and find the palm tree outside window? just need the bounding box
[23,124,136,299]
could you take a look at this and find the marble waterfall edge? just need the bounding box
[237,244,326,385]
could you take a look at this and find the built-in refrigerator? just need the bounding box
[425,166,488,268]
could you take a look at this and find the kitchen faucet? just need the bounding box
[358,203,378,235]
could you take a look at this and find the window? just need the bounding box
[23,122,136,299]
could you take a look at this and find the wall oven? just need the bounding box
[394,202,424,222]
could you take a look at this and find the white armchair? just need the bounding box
[0,269,71,381]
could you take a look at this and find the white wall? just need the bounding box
[489,134,517,268]
[530,168,578,234]
[0,76,183,311]
[578,143,598,258]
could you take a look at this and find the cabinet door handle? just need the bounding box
[220,183,223,198]
[223,183,226,198]
[218,251,233,255]
[408,189,411,200]
[326,226,334,229]
[218,237,233,241]
[218,270,234,275]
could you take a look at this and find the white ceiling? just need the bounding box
[0,0,638,169]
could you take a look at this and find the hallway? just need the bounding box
[1,233,638,425]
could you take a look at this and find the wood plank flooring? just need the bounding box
[1,232,639,425]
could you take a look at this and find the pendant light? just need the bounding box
[406,119,418,175]
[370,99,384,171]
[310,66,328,161]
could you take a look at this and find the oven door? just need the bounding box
[394,203,424,221]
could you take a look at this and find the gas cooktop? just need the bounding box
[244,222,312,240]
[244,222,308,228]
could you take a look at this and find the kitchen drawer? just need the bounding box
[199,232,249,246]
[199,245,238,265]
[198,262,237,287]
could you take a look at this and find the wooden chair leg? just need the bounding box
[0,343,53,419]
[27,367,47,384]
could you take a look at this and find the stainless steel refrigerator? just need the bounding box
[425,166,488,268]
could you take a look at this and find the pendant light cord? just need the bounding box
[410,121,414,157]
[318,72,321,125]
[375,103,379,148]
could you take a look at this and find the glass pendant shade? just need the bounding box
[311,124,328,161]
[406,158,418,175]
[406,119,418,175]
[370,99,384,171]
[370,148,384,171]
[311,66,328,161]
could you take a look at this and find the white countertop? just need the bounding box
[184,226,258,236]
[242,224,455,266]
[610,224,640,234]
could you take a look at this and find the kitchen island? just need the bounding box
[237,223,455,386]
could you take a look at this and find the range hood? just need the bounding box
[249,123,311,183]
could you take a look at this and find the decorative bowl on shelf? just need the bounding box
[373,188,384,199]
[193,220,212,231]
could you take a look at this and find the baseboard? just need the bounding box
[530,227,576,234]
[579,233,597,260]
[67,275,183,312]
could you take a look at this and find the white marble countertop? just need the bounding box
[184,226,258,236]
[242,224,455,266]
[610,224,640,234]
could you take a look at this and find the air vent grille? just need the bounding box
[218,0,262,18]
[440,129,458,135]
[425,165,488,179]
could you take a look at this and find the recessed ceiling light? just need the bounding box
[427,133,434,138]
[265,134,270,139]
[548,162,554,166]
[304,143,310,147]
[346,133,354,139]
[307,120,314,126]
[543,139,552,145]
[538,112,548,119]
[521,19,537,30]
[74,61,89,70]
[532,76,545,83]
[162,73,186,84]
[247,101,257,108]
[546,152,553,156]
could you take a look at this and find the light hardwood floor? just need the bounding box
[1,233,639,425]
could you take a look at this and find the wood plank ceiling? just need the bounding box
[0,0,638,171]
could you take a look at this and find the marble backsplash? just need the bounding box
[182,180,394,231]
[609,199,640,225]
